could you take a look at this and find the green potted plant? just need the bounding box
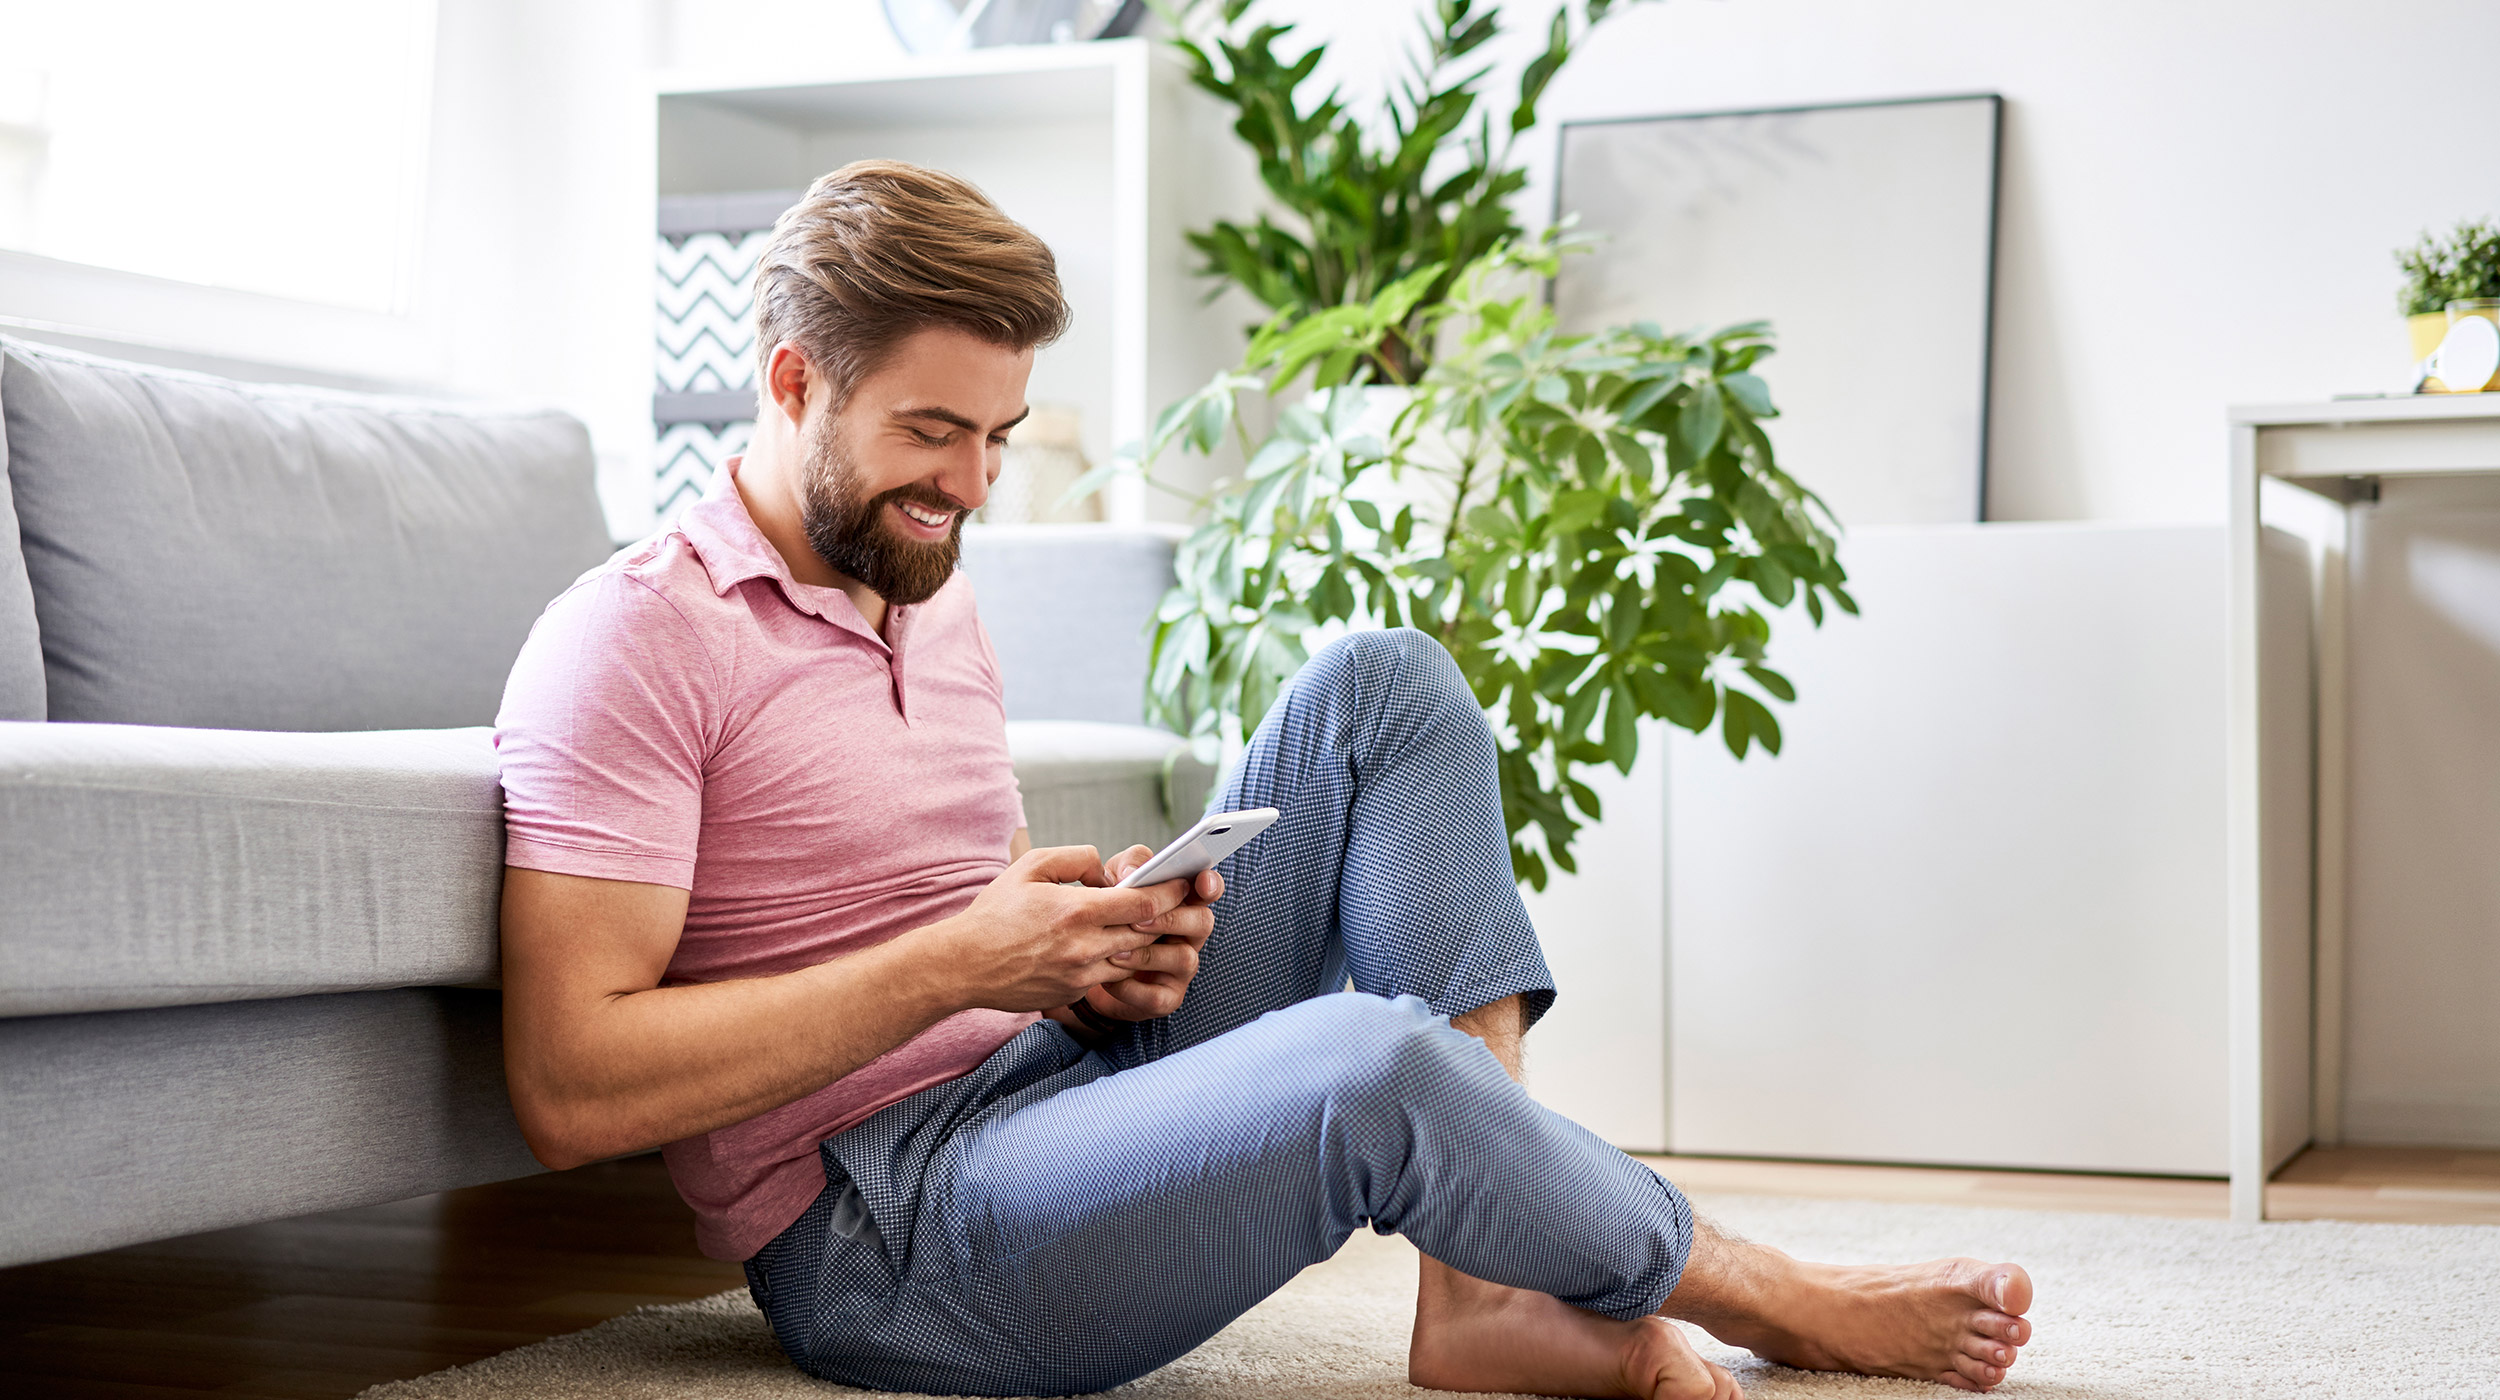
[1084,0,1852,888]
[2396,218,2500,364]
[1165,0,1648,374]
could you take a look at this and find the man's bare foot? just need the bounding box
[1663,1223,2033,1392]
[1412,1256,1741,1400]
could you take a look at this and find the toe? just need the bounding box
[1960,1333,2017,1370]
[1986,1263,2033,1316]
[1949,1353,2006,1390]
[1974,1310,2029,1346]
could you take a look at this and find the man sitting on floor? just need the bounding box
[493,160,2035,1400]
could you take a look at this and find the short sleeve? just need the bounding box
[493,570,724,889]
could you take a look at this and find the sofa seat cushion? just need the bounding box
[0,719,1214,1018]
[1007,720,1216,855]
[0,723,508,1017]
[0,337,615,731]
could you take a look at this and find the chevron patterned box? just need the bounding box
[654,192,796,522]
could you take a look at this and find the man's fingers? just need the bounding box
[1079,878,1186,928]
[1018,844,1106,885]
[1090,976,1185,1020]
[1103,844,1156,883]
[1109,940,1198,979]
[1129,902,1215,945]
[1192,868,1224,904]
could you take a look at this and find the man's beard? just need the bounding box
[798,426,964,609]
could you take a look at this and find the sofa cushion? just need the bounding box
[960,523,1182,725]
[0,719,1218,1018]
[0,337,615,731]
[0,723,508,1017]
[1009,720,1217,854]
[0,365,43,720]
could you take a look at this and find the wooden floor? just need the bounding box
[1645,1145,2500,1225]
[0,1155,743,1400]
[4,1146,2494,1398]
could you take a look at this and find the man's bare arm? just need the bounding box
[500,845,1198,1169]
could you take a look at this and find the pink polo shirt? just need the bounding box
[493,461,1035,1260]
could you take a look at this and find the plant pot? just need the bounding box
[2423,309,2500,395]
[2410,311,2453,363]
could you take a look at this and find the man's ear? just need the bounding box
[763,344,814,429]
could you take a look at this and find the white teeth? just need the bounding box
[900,502,950,527]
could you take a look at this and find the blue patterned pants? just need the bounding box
[743,629,1696,1395]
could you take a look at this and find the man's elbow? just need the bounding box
[507,1078,624,1172]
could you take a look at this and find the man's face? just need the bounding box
[799,326,1034,607]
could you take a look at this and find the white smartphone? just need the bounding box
[1115,807,1281,889]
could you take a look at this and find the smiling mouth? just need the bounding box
[896,500,955,529]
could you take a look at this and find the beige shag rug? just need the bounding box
[360,1193,2500,1399]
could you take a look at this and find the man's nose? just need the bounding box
[935,441,989,512]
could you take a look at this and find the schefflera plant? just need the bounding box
[1075,236,1854,888]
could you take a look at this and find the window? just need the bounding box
[0,0,436,316]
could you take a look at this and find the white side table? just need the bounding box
[2226,394,2500,1220]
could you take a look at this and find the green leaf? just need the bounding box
[1573,434,1608,485]
[1742,664,1796,702]
[1722,371,1777,418]
[1347,497,1384,530]
[1749,552,1796,606]
[1678,382,1724,462]
[1550,488,1609,535]
[1616,374,1680,426]
[1564,777,1602,821]
[1604,681,1638,773]
[1465,503,1522,541]
[1725,687,1782,756]
[1720,683,1752,758]
[1187,392,1233,452]
[1560,675,1605,739]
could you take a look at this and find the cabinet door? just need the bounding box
[1666,524,2236,1176]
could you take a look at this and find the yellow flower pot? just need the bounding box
[2409,311,2452,362]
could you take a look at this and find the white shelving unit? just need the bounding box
[2226,393,2500,1221]
[654,38,1258,523]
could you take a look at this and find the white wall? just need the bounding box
[427,0,662,536]
[0,0,665,536]
[1246,0,2500,525]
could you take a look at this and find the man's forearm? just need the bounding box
[506,929,965,1169]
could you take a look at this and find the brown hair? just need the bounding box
[752,160,1069,410]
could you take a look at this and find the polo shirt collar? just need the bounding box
[678,458,907,651]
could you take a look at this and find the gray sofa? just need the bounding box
[0,337,1205,1267]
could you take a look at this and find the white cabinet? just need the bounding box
[2227,395,2500,1220]
[1658,523,2294,1177]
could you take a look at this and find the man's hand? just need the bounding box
[933,845,1201,1015]
[1073,844,1223,1024]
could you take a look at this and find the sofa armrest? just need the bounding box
[0,723,505,1017]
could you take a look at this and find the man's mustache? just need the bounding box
[873,482,968,519]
